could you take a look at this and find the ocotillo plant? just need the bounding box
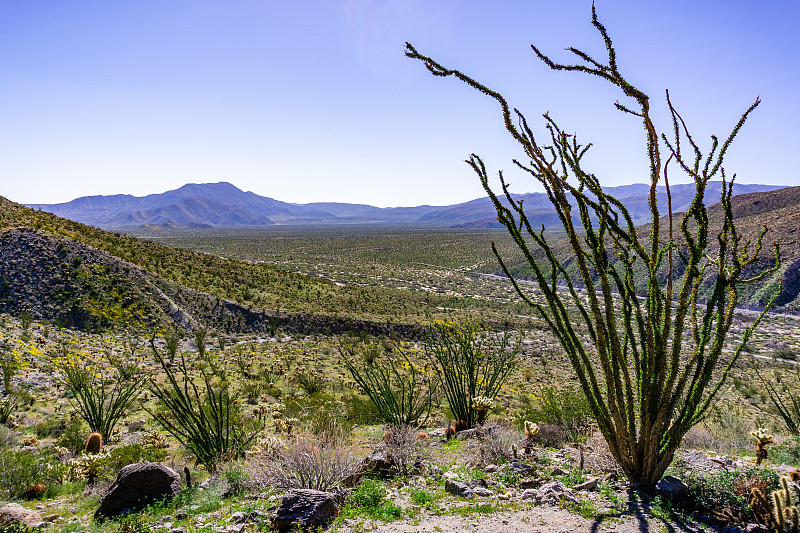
[406,6,781,488]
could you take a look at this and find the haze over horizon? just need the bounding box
[2,1,798,208]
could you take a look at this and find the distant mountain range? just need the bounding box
[27,181,787,229]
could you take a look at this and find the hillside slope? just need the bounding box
[503,186,800,314]
[0,196,484,334]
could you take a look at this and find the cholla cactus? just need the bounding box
[253,404,271,421]
[472,396,495,425]
[524,421,540,439]
[68,452,110,486]
[751,475,800,533]
[752,428,775,465]
[524,421,539,454]
[141,430,167,449]
[248,435,286,458]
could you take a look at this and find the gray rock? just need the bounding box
[445,479,474,498]
[362,450,396,477]
[0,503,43,526]
[484,464,500,473]
[532,481,577,505]
[473,487,495,498]
[573,478,598,491]
[519,479,541,490]
[507,462,533,476]
[95,462,182,519]
[456,428,484,440]
[655,475,688,500]
[271,489,347,532]
[428,428,446,437]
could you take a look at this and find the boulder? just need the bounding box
[271,489,346,532]
[527,481,577,505]
[95,462,182,519]
[573,478,598,492]
[655,475,688,501]
[508,462,533,475]
[361,450,396,477]
[445,479,474,498]
[0,503,43,527]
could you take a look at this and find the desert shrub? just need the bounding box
[425,322,518,428]
[55,351,146,441]
[258,435,361,491]
[0,448,67,499]
[148,351,263,472]
[519,386,594,443]
[34,417,60,438]
[533,423,569,448]
[0,522,36,533]
[340,341,435,428]
[462,421,519,466]
[344,478,403,521]
[55,414,87,455]
[221,464,249,496]
[342,392,385,425]
[115,513,151,533]
[293,366,326,396]
[676,465,780,524]
[107,443,167,471]
[378,424,427,476]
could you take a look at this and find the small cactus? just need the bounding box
[524,421,539,455]
[472,396,495,424]
[85,432,103,454]
[751,475,800,533]
[751,428,775,465]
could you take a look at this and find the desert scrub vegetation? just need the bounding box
[340,338,435,427]
[426,322,518,428]
[53,346,147,442]
[0,312,799,533]
[407,4,780,488]
[147,342,265,472]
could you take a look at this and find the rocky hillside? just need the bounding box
[0,196,446,335]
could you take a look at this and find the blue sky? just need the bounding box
[1,1,798,207]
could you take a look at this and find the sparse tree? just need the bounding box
[406,6,781,488]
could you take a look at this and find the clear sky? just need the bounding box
[1,1,798,207]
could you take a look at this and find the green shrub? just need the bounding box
[107,444,167,471]
[346,478,403,521]
[678,465,780,523]
[115,513,151,533]
[0,448,67,499]
[55,414,88,455]
[518,386,594,443]
[222,465,249,496]
[34,417,60,438]
[410,489,434,506]
[0,522,36,533]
